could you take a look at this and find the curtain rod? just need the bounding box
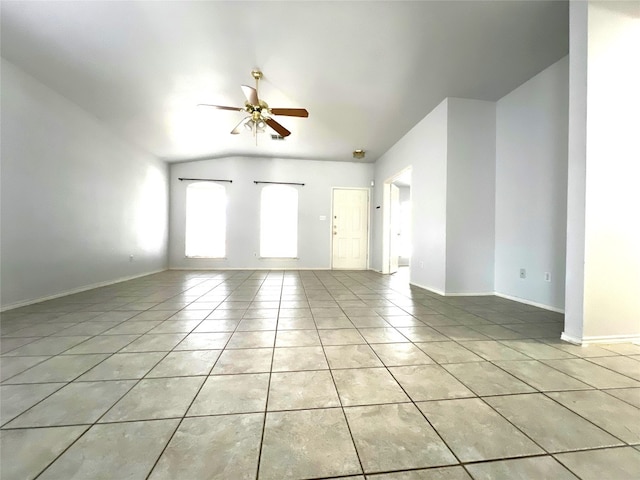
[253,181,305,186]
[178,178,233,183]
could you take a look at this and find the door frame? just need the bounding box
[381,166,412,274]
[331,187,371,270]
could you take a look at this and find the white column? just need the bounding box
[564,1,589,342]
[564,1,640,344]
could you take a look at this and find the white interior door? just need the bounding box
[389,183,400,274]
[332,189,369,269]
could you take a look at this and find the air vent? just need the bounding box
[271,134,286,141]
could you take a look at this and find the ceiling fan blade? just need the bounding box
[270,108,309,118]
[265,118,291,137]
[241,85,259,105]
[197,104,243,112]
[231,117,249,135]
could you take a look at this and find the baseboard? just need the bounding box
[1,268,167,312]
[409,282,492,298]
[442,291,495,297]
[563,333,640,346]
[409,282,446,297]
[560,332,583,345]
[407,283,564,314]
[494,292,564,314]
[169,267,332,271]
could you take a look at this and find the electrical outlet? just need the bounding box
[420,261,424,268]
[129,255,134,262]
[545,272,551,282]
[519,268,526,279]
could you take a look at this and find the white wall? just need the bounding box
[495,56,569,310]
[397,185,411,266]
[398,186,411,203]
[372,99,449,293]
[446,98,496,294]
[169,156,373,269]
[373,98,496,295]
[1,59,169,309]
[581,2,640,340]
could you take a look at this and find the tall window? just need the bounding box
[185,182,226,258]
[260,185,298,258]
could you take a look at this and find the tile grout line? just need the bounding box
[253,271,283,480]
[313,270,367,478]
[142,276,245,479]
[25,276,217,479]
[26,274,228,479]
[141,271,275,475]
[316,271,596,475]
[2,270,638,480]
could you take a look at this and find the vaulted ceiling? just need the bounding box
[1,1,568,163]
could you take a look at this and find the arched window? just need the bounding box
[260,185,298,258]
[185,182,226,258]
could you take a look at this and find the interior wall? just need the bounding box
[397,185,411,266]
[581,2,640,340]
[398,186,411,202]
[169,156,373,269]
[446,98,496,294]
[495,56,569,310]
[0,59,169,309]
[372,99,449,294]
[373,98,496,295]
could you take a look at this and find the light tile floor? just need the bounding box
[1,270,639,479]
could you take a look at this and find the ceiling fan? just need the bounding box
[198,70,308,138]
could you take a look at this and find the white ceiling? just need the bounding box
[1,1,568,163]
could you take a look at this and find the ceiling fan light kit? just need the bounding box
[198,70,308,143]
[353,149,366,159]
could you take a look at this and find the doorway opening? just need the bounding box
[382,167,412,277]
